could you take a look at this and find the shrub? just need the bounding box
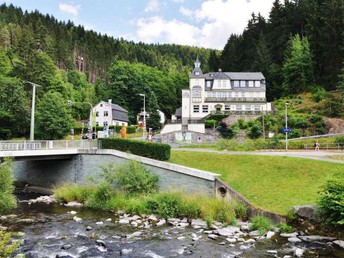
[0,231,21,257]
[86,181,114,209]
[0,158,16,212]
[335,136,344,150]
[101,138,171,161]
[54,183,91,203]
[234,202,249,221]
[205,119,216,129]
[318,172,344,227]
[247,124,262,139]
[100,160,159,195]
[249,216,274,235]
[277,223,294,233]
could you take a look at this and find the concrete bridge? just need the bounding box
[0,140,286,223]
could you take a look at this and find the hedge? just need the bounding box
[100,138,171,161]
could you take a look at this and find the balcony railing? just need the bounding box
[204,97,266,102]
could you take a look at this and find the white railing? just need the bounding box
[0,140,99,151]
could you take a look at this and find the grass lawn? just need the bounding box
[169,151,344,215]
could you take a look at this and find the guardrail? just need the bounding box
[304,143,344,151]
[0,140,99,151]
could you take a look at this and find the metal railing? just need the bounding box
[304,143,344,151]
[0,140,99,151]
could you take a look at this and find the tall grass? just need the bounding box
[54,184,247,225]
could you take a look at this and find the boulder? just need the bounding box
[298,235,336,243]
[293,205,319,220]
[333,240,344,249]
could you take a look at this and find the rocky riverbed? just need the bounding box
[1,194,343,258]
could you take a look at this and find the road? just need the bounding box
[173,148,344,164]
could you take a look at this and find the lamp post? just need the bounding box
[285,102,289,151]
[139,93,146,140]
[261,105,265,140]
[24,81,41,141]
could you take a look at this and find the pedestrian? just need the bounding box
[314,140,320,151]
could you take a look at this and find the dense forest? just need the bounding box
[0,1,344,140]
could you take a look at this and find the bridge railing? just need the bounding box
[0,140,99,151]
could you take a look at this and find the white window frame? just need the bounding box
[202,105,208,113]
[225,105,230,111]
[193,105,200,113]
[240,81,246,87]
[255,81,261,87]
[248,81,254,87]
[233,81,239,88]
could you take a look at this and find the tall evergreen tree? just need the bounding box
[282,34,314,94]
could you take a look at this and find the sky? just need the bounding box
[1,0,275,50]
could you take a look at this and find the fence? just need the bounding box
[0,140,99,151]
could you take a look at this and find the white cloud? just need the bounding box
[144,0,161,13]
[173,0,184,3]
[135,0,274,49]
[135,16,200,46]
[179,6,193,19]
[59,3,81,16]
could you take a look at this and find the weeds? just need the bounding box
[249,215,274,235]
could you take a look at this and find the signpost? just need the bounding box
[282,128,292,133]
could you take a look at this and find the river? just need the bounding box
[1,193,343,258]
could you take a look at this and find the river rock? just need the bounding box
[61,244,72,250]
[265,231,275,239]
[86,226,93,231]
[16,218,35,224]
[248,230,260,238]
[294,247,305,257]
[167,218,180,226]
[178,222,189,227]
[121,248,133,255]
[95,221,103,225]
[96,239,107,248]
[298,235,336,243]
[127,231,143,239]
[148,214,158,222]
[288,237,302,243]
[68,211,77,215]
[73,216,82,223]
[208,234,218,240]
[267,250,278,254]
[226,238,237,243]
[64,201,83,207]
[280,232,298,238]
[156,219,166,227]
[216,226,241,237]
[293,205,319,220]
[191,219,207,229]
[119,218,130,224]
[333,240,344,249]
[105,218,112,222]
[245,238,256,244]
[0,226,7,231]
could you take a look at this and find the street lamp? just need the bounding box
[24,81,41,141]
[285,102,289,151]
[139,93,146,140]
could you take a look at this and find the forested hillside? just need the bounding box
[1,1,344,141]
[216,0,344,101]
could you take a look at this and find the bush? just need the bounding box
[101,138,171,160]
[0,231,21,257]
[100,160,159,195]
[205,119,216,129]
[0,158,16,212]
[277,223,294,233]
[335,136,344,149]
[54,183,91,203]
[318,172,344,227]
[247,124,262,139]
[249,215,274,235]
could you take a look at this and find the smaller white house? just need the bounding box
[93,99,129,127]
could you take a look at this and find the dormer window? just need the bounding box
[195,71,199,75]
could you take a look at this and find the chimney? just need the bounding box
[108,99,112,105]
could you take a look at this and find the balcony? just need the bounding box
[204,97,266,103]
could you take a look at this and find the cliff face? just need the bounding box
[324,118,344,134]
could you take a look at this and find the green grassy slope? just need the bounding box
[169,151,344,214]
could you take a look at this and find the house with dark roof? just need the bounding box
[162,57,271,134]
[182,57,271,124]
[93,99,129,127]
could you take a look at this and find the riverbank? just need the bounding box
[2,194,343,258]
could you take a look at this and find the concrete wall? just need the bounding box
[13,149,219,196]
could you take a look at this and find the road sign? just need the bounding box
[282,128,292,133]
[197,136,202,143]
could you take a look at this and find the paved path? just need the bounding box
[173,148,344,164]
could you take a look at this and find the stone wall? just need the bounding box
[13,149,219,196]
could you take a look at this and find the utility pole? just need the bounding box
[139,93,146,141]
[24,81,41,141]
[285,102,289,151]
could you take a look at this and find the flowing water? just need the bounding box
[2,194,344,258]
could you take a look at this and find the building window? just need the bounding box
[240,81,246,87]
[225,105,230,111]
[206,81,212,88]
[96,111,99,117]
[116,122,119,125]
[223,80,226,87]
[235,92,239,98]
[193,105,200,113]
[100,104,103,107]
[96,122,99,126]
[237,105,242,111]
[248,81,254,87]
[233,81,239,87]
[104,111,109,117]
[122,123,125,126]
[202,105,208,113]
[242,92,246,98]
[255,81,261,87]
[245,105,251,111]
[218,80,221,88]
[192,86,202,98]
